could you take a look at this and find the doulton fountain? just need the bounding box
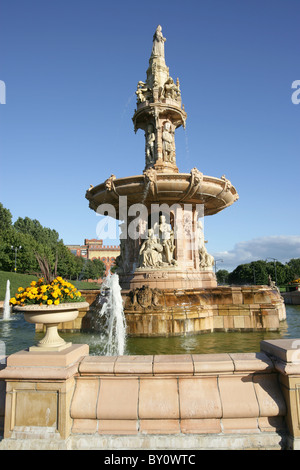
[2,26,300,452]
[86,26,286,337]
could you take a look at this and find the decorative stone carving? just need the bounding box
[162,122,175,163]
[151,25,166,58]
[145,123,156,164]
[268,275,280,293]
[105,174,116,191]
[143,272,169,279]
[221,175,232,192]
[136,81,151,103]
[179,167,203,203]
[162,77,181,101]
[139,229,163,268]
[197,220,214,269]
[130,285,164,309]
[132,25,187,172]
[143,167,157,197]
[191,167,203,186]
[154,215,177,266]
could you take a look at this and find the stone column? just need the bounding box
[0,344,88,441]
[261,338,300,450]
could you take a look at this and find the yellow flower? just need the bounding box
[54,299,59,305]
[18,287,24,292]
[30,281,37,287]
[42,295,48,301]
[10,297,17,304]
[47,299,53,305]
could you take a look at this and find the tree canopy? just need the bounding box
[226,259,300,286]
[0,202,105,281]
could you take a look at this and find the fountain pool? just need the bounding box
[0,304,299,357]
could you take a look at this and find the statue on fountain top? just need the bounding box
[151,25,166,59]
[133,25,187,173]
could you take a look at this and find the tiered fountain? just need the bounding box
[86,26,285,337]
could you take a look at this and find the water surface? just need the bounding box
[0,305,299,356]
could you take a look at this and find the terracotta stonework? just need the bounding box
[1,339,300,449]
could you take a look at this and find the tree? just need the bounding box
[0,203,12,232]
[80,258,105,281]
[216,269,229,284]
[286,259,300,281]
[14,216,62,281]
[0,204,91,280]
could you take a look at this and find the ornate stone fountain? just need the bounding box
[86,26,285,336]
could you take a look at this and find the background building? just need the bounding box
[67,239,120,277]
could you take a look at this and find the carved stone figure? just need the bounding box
[136,81,151,103]
[145,124,156,164]
[268,275,280,293]
[162,77,180,100]
[139,229,163,268]
[197,220,214,269]
[151,25,166,58]
[162,122,174,163]
[199,244,214,269]
[154,215,176,265]
[105,174,116,191]
[143,167,157,197]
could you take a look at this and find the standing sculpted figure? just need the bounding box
[154,215,176,265]
[145,124,156,164]
[162,122,174,163]
[151,25,166,58]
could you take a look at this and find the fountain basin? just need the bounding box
[75,285,286,337]
[86,172,238,218]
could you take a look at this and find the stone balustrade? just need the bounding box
[0,339,300,450]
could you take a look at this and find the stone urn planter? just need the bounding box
[14,302,89,351]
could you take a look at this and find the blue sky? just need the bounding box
[0,0,299,271]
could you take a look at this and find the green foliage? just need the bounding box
[286,259,300,280]
[227,259,300,286]
[0,203,106,282]
[0,203,13,232]
[216,269,229,284]
[0,270,39,301]
[80,258,106,281]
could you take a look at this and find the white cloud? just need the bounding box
[212,235,300,272]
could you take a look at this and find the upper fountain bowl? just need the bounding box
[85,168,239,219]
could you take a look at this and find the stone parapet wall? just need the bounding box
[70,352,287,443]
[282,291,300,305]
[1,339,300,449]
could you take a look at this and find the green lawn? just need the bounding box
[0,271,100,301]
